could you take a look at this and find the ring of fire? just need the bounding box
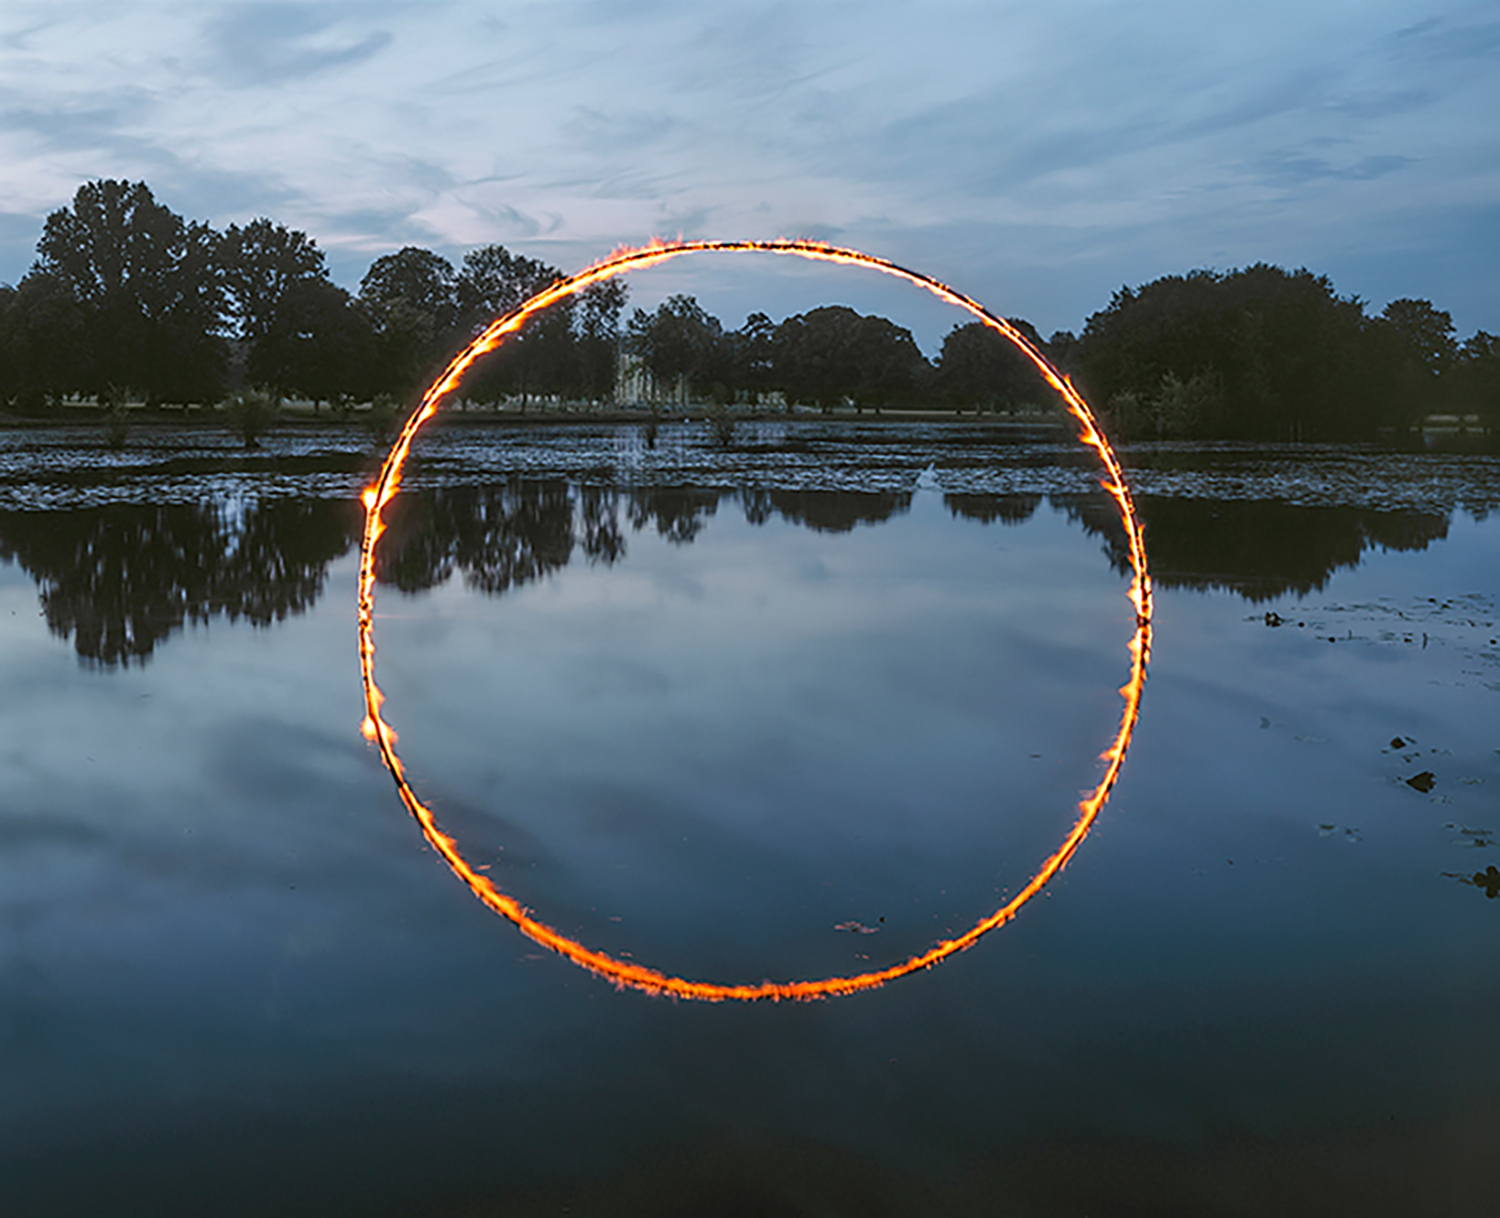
[357,239,1153,1001]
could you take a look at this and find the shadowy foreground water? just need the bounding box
[0,421,1497,1216]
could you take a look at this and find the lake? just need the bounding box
[2,419,1498,1216]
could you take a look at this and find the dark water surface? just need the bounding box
[2,422,1498,1216]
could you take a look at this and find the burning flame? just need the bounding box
[357,239,1153,1001]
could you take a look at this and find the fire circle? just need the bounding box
[357,240,1153,1001]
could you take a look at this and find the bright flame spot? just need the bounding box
[356,239,1154,1001]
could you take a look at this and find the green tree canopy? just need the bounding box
[456,245,561,329]
[1077,263,1412,440]
[626,295,725,403]
[32,179,226,403]
[936,320,1049,410]
[360,246,459,329]
[359,247,460,397]
[773,305,930,410]
[218,219,328,347]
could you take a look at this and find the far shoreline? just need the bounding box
[0,401,1072,430]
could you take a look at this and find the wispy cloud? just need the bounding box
[1254,151,1417,187]
[203,3,396,85]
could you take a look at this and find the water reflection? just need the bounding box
[0,500,359,665]
[1063,497,1451,602]
[945,492,1044,525]
[626,487,723,545]
[375,483,584,595]
[2,435,1497,1215]
[744,489,911,532]
[0,481,1472,665]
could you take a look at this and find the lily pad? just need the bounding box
[1406,771,1436,793]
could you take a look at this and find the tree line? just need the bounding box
[0,179,628,414]
[1068,265,1499,440]
[1,180,1496,437]
[0,179,1058,418]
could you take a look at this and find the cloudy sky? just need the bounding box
[1,0,1496,346]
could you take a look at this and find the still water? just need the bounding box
[1,421,1498,1216]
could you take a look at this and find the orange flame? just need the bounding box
[357,239,1153,1001]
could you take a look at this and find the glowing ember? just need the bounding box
[357,239,1154,1001]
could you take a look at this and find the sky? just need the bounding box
[0,0,1496,349]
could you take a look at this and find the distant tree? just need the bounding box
[454,244,570,406]
[218,219,327,344]
[361,247,459,330]
[1381,299,1457,374]
[33,179,226,403]
[0,283,12,404]
[1379,298,1458,419]
[1077,264,1406,440]
[575,279,628,403]
[626,295,724,404]
[456,244,560,327]
[1454,331,1500,431]
[734,312,777,400]
[257,278,374,408]
[0,271,88,411]
[359,247,459,397]
[773,306,929,411]
[360,296,442,400]
[1047,330,1081,375]
[936,320,1049,411]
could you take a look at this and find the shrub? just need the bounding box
[222,389,278,448]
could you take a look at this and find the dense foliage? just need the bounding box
[1,179,1496,437]
[1073,264,1496,439]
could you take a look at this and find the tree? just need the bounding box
[936,320,1049,411]
[256,278,374,407]
[575,279,628,403]
[218,218,327,344]
[1379,298,1457,420]
[1454,331,1500,431]
[1076,264,1404,440]
[626,295,724,404]
[361,246,459,330]
[1381,299,1457,375]
[734,312,777,400]
[0,272,88,411]
[456,244,560,328]
[359,247,459,397]
[452,245,574,407]
[361,296,442,400]
[33,179,226,403]
[772,306,929,411]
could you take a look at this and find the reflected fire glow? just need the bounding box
[357,240,1153,1000]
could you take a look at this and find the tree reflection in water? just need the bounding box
[626,487,722,545]
[376,483,580,594]
[0,500,359,666]
[1060,496,1451,602]
[0,481,1464,666]
[945,493,1044,525]
[743,489,911,532]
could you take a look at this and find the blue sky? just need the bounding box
[1,0,1495,347]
